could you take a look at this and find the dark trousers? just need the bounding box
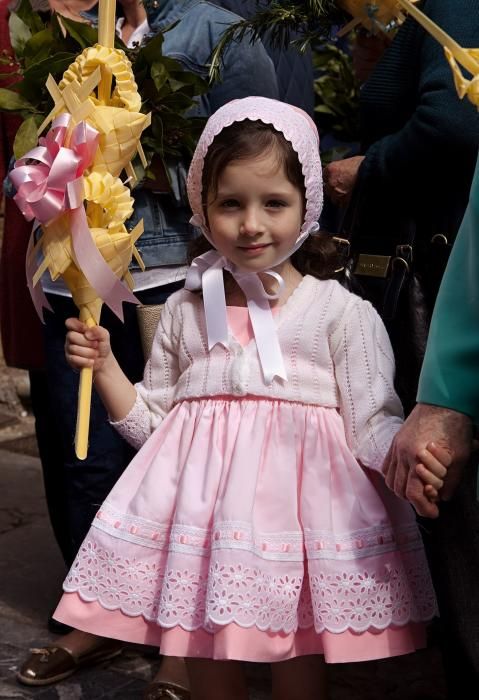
[421,459,479,699]
[30,368,71,564]
[36,284,181,567]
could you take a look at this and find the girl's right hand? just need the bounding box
[65,318,112,373]
[415,442,452,507]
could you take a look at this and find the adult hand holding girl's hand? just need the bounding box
[382,403,473,518]
[65,318,112,374]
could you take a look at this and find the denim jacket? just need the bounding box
[210,0,314,117]
[85,0,279,269]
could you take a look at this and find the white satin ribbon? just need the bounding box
[185,250,287,384]
[185,217,320,384]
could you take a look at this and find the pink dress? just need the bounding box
[55,290,436,664]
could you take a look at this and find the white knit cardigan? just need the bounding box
[113,275,403,471]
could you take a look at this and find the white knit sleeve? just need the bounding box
[330,297,404,472]
[111,300,180,449]
[109,392,152,450]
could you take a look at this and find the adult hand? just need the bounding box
[323,155,365,207]
[382,403,473,518]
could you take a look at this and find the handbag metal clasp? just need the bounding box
[431,233,448,245]
[391,244,413,275]
[354,254,391,278]
[396,244,413,261]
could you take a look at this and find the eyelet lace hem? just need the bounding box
[63,509,437,635]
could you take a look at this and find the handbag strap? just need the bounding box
[382,222,415,321]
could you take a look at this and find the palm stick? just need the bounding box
[74,0,116,458]
[97,0,116,103]
[75,313,96,460]
[74,201,104,459]
[396,0,479,74]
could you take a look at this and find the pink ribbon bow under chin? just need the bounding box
[185,250,288,384]
[10,114,138,322]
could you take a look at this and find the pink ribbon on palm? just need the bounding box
[10,113,138,321]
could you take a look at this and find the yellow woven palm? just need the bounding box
[35,45,150,328]
[32,171,143,324]
[393,0,479,108]
[63,225,142,323]
[59,45,151,177]
[27,8,152,459]
[445,48,479,107]
[338,0,419,34]
[338,1,479,108]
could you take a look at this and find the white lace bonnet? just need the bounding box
[187,95,323,240]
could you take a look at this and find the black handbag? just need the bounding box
[332,184,452,415]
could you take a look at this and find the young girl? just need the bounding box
[55,97,444,699]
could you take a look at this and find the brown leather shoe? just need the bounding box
[143,680,191,700]
[16,641,123,686]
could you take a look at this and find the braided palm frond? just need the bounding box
[209,0,345,83]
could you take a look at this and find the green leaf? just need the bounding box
[8,12,31,57]
[151,116,164,142]
[312,40,360,142]
[23,27,55,65]
[13,115,38,158]
[151,62,169,92]
[0,87,35,112]
[137,32,164,65]
[49,12,69,44]
[168,70,208,95]
[157,56,184,73]
[314,105,335,115]
[57,15,98,49]
[167,76,188,93]
[23,52,74,83]
[15,0,44,34]
[159,92,195,111]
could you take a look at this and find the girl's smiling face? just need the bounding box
[205,150,304,273]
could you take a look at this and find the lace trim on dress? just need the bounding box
[63,508,437,634]
[109,393,152,450]
[93,503,422,562]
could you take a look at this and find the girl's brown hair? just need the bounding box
[188,120,340,280]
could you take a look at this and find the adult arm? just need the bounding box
[383,157,479,513]
[418,157,479,423]
[359,1,479,202]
